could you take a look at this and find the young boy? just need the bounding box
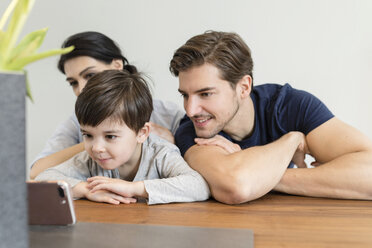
[35,70,210,205]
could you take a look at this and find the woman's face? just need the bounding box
[64,56,123,96]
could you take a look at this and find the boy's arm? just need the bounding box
[184,131,307,204]
[140,145,210,205]
[275,118,372,199]
[87,177,148,199]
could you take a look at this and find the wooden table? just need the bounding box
[75,192,372,247]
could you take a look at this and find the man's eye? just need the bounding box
[201,92,212,97]
[180,93,188,99]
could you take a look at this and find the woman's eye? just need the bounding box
[69,81,78,87]
[85,73,95,80]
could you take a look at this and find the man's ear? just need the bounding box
[136,122,151,143]
[237,75,252,99]
[111,59,124,70]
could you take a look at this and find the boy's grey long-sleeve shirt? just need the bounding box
[35,134,210,205]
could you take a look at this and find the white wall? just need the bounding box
[2,0,371,165]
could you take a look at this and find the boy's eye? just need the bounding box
[82,133,92,139]
[106,135,117,140]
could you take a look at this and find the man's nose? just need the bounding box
[185,97,201,117]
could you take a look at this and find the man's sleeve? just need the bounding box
[277,86,334,135]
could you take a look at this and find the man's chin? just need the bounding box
[195,130,218,139]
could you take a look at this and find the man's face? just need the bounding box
[178,63,240,138]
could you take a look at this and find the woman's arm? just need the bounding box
[30,142,84,179]
[30,114,83,179]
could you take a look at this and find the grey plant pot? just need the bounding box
[0,73,28,248]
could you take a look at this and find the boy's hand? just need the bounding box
[87,176,148,199]
[86,189,137,205]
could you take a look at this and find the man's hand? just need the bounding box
[291,132,310,168]
[87,176,148,199]
[195,135,241,154]
[149,122,175,144]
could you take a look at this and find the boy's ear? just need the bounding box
[136,122,151,143]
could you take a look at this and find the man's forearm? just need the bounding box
[275,150,372,200]
[185,131,306,204]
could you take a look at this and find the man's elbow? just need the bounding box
[211,177,256,205]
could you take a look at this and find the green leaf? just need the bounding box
[0,0,35,61]
[0,0,74,100]
[0,0,19,31]
[8,27,47,63]
[6,45,74,70]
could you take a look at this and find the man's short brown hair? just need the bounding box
[75,70,153,133]
[170,31,254,88]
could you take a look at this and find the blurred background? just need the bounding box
[1,0,371,166]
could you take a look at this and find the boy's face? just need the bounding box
[80,118,146,170]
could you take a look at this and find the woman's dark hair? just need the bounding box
[75,70,153,133]
[58,31,137,74]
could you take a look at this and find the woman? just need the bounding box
[30,31,185,179]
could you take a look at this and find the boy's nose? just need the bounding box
[92,141,105,153]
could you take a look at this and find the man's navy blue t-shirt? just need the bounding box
[175,83,334,166]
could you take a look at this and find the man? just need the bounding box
[170,31,372,204]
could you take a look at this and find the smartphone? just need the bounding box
[27,181,76,225]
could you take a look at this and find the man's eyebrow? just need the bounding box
[66,66,95,81]
[178,87,216,94]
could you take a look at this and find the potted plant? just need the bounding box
[0,0,73,247]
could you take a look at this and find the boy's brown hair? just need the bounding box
[75,70,153,133]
